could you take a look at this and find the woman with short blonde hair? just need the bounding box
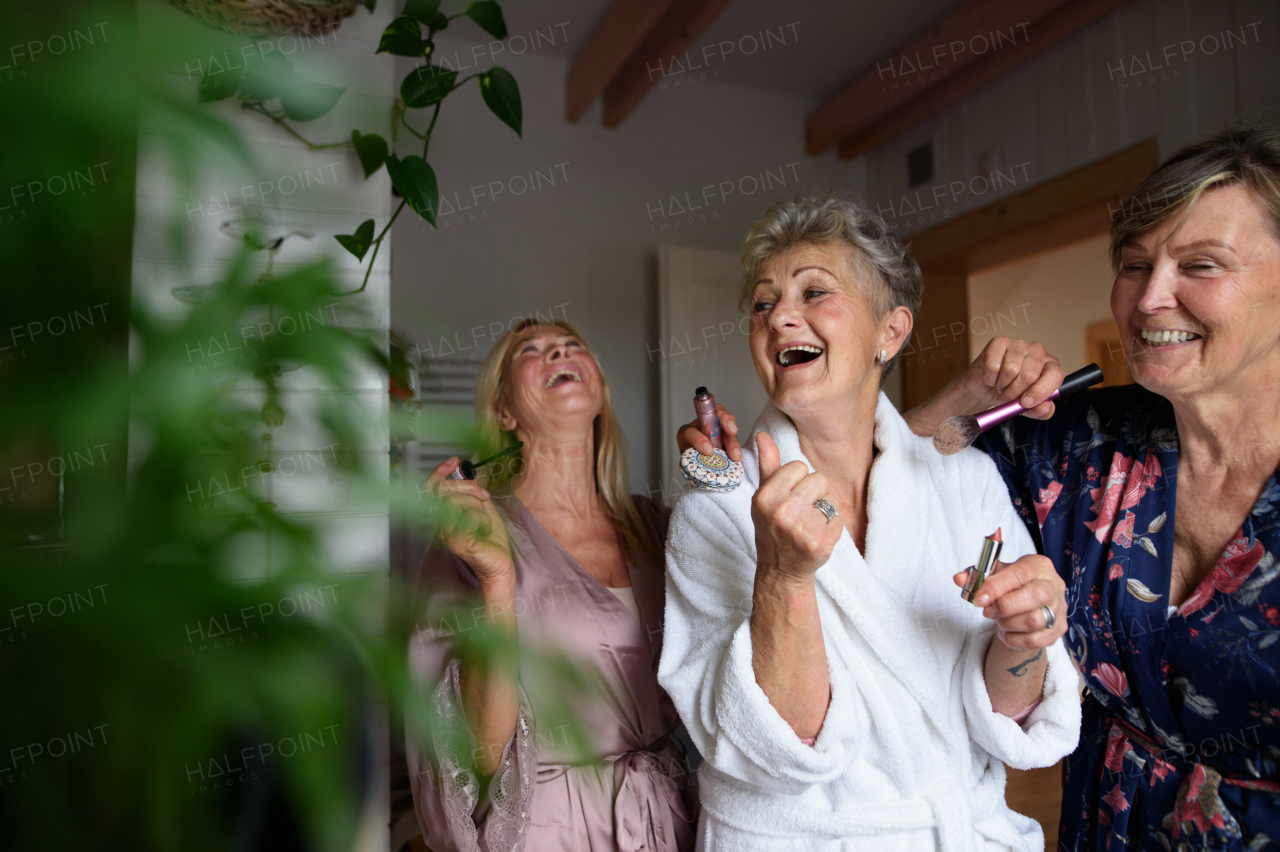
[908,124,1280,849]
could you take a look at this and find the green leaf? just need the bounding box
[335,219,376,260]
[198,71,240,102]
[465,1,508,39]
[351,131,388,178]
[479,67,521,137]
[239,52,294,101]
[403,0,441,23]
[385,155,438,226]
[280,77,346,121]
[400,64,458,108]
[377,16,428,56]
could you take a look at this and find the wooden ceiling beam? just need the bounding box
[835,0,1131,160]
[601,0,737,129]
[908,138,1159,272]
[565,0,680,123]
[806,0,1068,156]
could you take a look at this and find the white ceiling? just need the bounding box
[499,0,967,102]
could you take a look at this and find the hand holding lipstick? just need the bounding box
[954,552,1067,651]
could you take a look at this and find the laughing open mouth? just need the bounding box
[544,367,583,388]
[776,345,823,367]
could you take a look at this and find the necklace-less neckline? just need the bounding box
[506,494,634,591]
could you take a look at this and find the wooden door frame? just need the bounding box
[899,138,1160,408]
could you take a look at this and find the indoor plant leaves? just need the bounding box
[335,219,376,260]
[384,155,438,225]
[401,65,458,108]
[479,67,521,137]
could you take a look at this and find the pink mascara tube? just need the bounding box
[693,387,724,450]
[680,387,742,492]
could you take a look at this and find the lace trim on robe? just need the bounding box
[430,658,536,852]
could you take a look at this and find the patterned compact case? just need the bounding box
[680,447,744,493]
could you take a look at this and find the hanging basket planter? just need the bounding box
[161,0,364,37]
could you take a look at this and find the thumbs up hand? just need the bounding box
[750,432,844,585]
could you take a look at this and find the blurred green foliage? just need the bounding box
[0,2,591,850]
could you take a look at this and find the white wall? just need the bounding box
[967,234,1116,366]
[391,32,860,496]
[133,0,395,581]
[859,0,1280,240]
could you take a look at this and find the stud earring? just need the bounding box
[878,349,888,366]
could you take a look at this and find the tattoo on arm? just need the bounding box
[1005,648,1044,677]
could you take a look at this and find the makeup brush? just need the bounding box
[933,363,1104,456]
[446,442,524,480]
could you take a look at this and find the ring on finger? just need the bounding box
[1040,604,1056,631]
[812,498,837,522]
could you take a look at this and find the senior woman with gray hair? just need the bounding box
[658,191,1081,851]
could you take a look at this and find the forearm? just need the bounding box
[750,572,830,739]
[983,638,1048,717]
[458,576,520,776]
[902,379,971,438]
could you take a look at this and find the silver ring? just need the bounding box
[812,498,837,522]
[1040,604,1056,631]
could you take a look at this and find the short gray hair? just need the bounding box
[739,190,922,377]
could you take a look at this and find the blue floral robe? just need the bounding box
[976,385,1280,850]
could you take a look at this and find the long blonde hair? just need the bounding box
[473,319,654,564]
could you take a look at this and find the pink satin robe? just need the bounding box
[408,495,697,852]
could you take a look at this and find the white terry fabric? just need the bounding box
[658,393,1081,852]
[608,585,642,623]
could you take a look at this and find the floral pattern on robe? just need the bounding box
[977,385,1280,851]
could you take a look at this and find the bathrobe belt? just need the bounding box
[610,733,695,852]
[700,772,975,851]
[539,733,694,852]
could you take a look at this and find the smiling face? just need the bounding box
[748,242,911,424]
[1112,183,1280,403]
[496,324,604,438]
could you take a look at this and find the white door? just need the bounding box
[657,246,770,507]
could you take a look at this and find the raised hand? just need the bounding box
[904,337,1065,438]
[676,403,742,462]
[751,432,843,585]
[425,457,515,590]
[959,337,1065,420]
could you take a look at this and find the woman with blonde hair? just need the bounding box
[907,125,1280,849]
[408,318,739,851]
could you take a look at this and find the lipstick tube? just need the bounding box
[962,531,1003,603]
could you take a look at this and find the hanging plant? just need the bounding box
[162,0,370,36]
[195,0,522,294]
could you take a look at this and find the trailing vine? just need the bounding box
[196,0,522,295]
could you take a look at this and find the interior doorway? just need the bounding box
[967,233,1124,384]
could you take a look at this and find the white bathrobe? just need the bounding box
[658,394,1081,852]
